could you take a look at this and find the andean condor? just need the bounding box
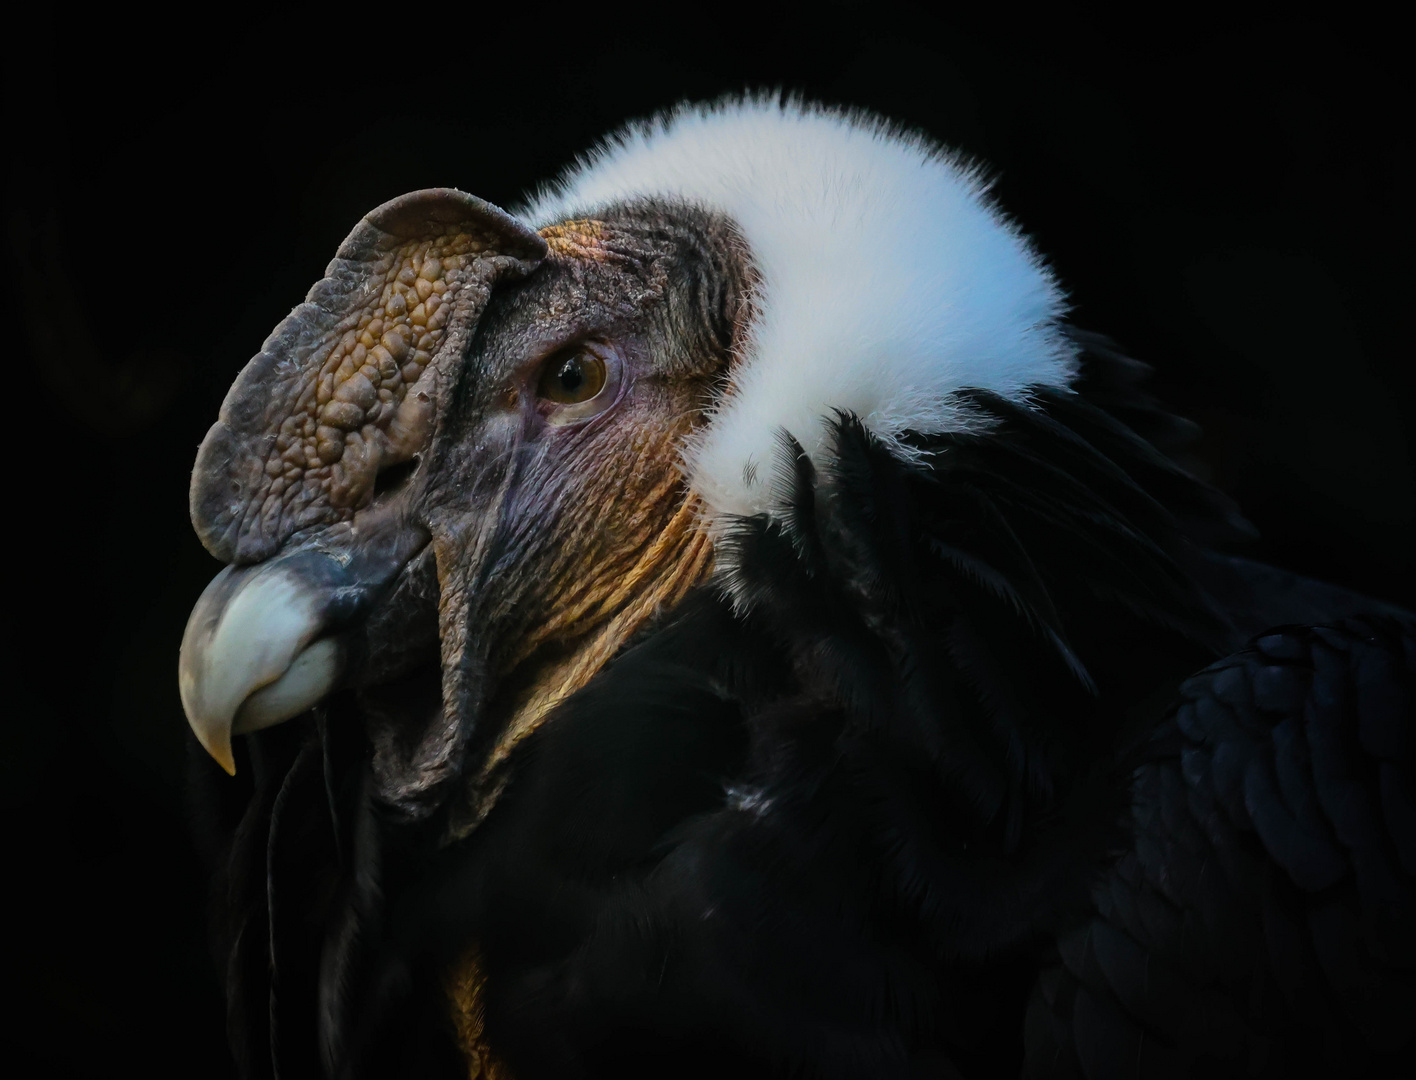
[177,99,1416,1078]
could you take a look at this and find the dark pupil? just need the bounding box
[557,358,584,394]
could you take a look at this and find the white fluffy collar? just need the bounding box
[520,97,1078,522]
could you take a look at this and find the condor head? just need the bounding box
[178,102,1078,833]
[179,188,743,828]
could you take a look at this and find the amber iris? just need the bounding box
[538,350,607,404]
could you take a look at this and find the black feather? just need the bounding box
[1027,617,1416,1076]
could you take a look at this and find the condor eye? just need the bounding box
[536,343,622,425]
[539,351,605,404]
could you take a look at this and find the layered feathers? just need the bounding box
[1027,617,1416,1076]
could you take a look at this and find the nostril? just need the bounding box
[374,455,420,499]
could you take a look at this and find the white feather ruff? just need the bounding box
[520,97,1078,522]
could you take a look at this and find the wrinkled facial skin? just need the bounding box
[427,214,733,673]
[409,210,743,826]
[182,197,748,830]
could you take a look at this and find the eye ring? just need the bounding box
[536,342,623,426]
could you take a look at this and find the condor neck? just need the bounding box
[447,494,715,840]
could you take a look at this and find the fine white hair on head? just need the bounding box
[520,95,1079,523]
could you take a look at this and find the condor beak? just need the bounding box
[179,557,340,773]
[179,527,424,774]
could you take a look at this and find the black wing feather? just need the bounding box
[1025,617,1416,1077]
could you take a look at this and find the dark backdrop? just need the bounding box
[4,7,1410,1076]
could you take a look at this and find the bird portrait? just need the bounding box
[171,98,1415,1078]
[6,12,1410,1079]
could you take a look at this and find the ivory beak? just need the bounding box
[178,560,343,775]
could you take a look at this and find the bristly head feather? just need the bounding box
[520,95,1079,524]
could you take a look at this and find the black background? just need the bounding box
[4,6,1410,1076]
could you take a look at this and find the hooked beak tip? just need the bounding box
[200,729,238,776]
[178,559,334,778]
[179,668,238,776]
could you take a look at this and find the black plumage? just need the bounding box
[1028,617,1416,1077]
[190,332,1415,1077]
